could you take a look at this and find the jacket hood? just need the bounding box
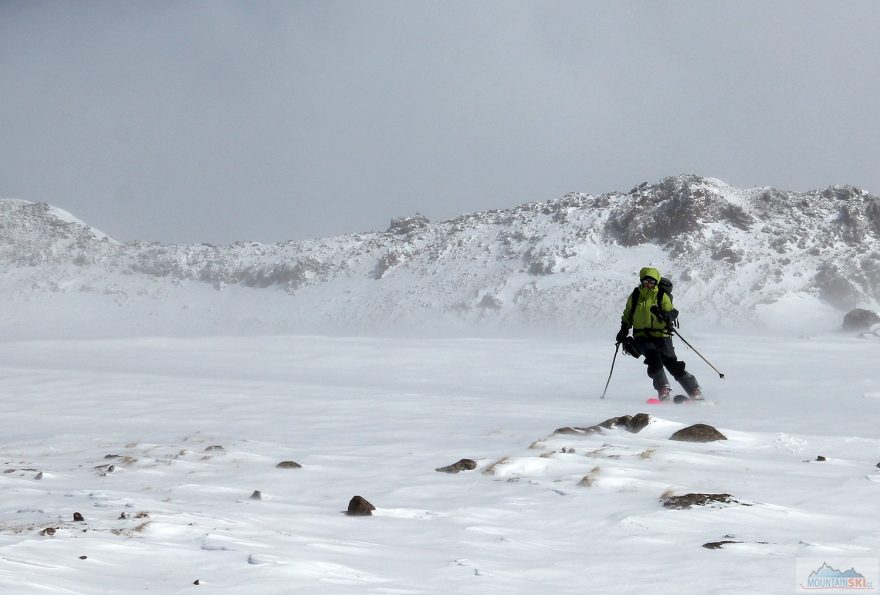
[639,267,661,282]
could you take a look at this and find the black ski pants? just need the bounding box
[634,336,699,394]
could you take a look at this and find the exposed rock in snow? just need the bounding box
[842,308,880,330]
[435,459,477,473]
[669,424,728,443]
[661,493,739,509]
[345,496,375,516]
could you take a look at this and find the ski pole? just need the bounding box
[600,342,621,399]
[670,328,726,379]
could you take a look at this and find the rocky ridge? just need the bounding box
[1,175,878,336]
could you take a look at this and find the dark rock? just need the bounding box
[79,555,87,560]
[628,413,652,433]
[34,472,43,480]
[876,462,880,468]
[249,490,262,501]
[194,579,200,585]
[599,414,652,433]
[842,308,880,331]
[477,294,502,310]
[599,415,632,429]
[374,251,402,279]
[73,512,85,522]
[524,247,555,275]
[239,258,328,290]
[814,263,862,310]
[387,214,430,235]
[662,493,735,509]
[669,424,727,442]
[276,461,302,469]
[118,512,129,520]
[435,459,477,473]
[703,540,740,549]
[40,528,56,536]
[204,445,224,452]
[346,496,375,516]
[554,426,602,435]
[606,176,708,245]
[816,455,827,462]
[711,241,743,263]
[94,463,115,476]
[556,413,652,436]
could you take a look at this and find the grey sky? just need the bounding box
[1,1,878,244]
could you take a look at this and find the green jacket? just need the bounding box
[621,267,675,338]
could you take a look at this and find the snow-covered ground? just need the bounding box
[1,331,878,593]
[2,178,878,592]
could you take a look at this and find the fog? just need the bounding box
[1,1,878,243]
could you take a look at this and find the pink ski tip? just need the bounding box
[646,398,662,404]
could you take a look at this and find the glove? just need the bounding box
[615,322,630,343]
[651,306,679,325]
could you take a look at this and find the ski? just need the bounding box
[646,394,705,405]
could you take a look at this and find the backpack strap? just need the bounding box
[627,285,671,326]
[626,286,640,324]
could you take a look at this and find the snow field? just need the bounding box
[0,333,877,593]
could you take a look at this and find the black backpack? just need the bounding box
[627,277,673,324]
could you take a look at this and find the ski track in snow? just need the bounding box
[0,334,878,594]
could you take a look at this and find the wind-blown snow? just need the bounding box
[0,333,877,593]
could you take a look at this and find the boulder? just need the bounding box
[626,413,652,433]
[842,308,880,331]
[599,413,652,433]
[435,459,477,473]
[669,424,727,442]
[346,496,375,516]
[555,413,651,436]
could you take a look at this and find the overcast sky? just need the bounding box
[1,1,878,244]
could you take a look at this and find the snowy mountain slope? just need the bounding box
[1,175,878,338]
[0,199,116,265]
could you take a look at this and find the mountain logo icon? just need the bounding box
[801,562,874,591]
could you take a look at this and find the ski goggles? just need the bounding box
[641,277,658,286]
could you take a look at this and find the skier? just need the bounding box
[615,267,703,402]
